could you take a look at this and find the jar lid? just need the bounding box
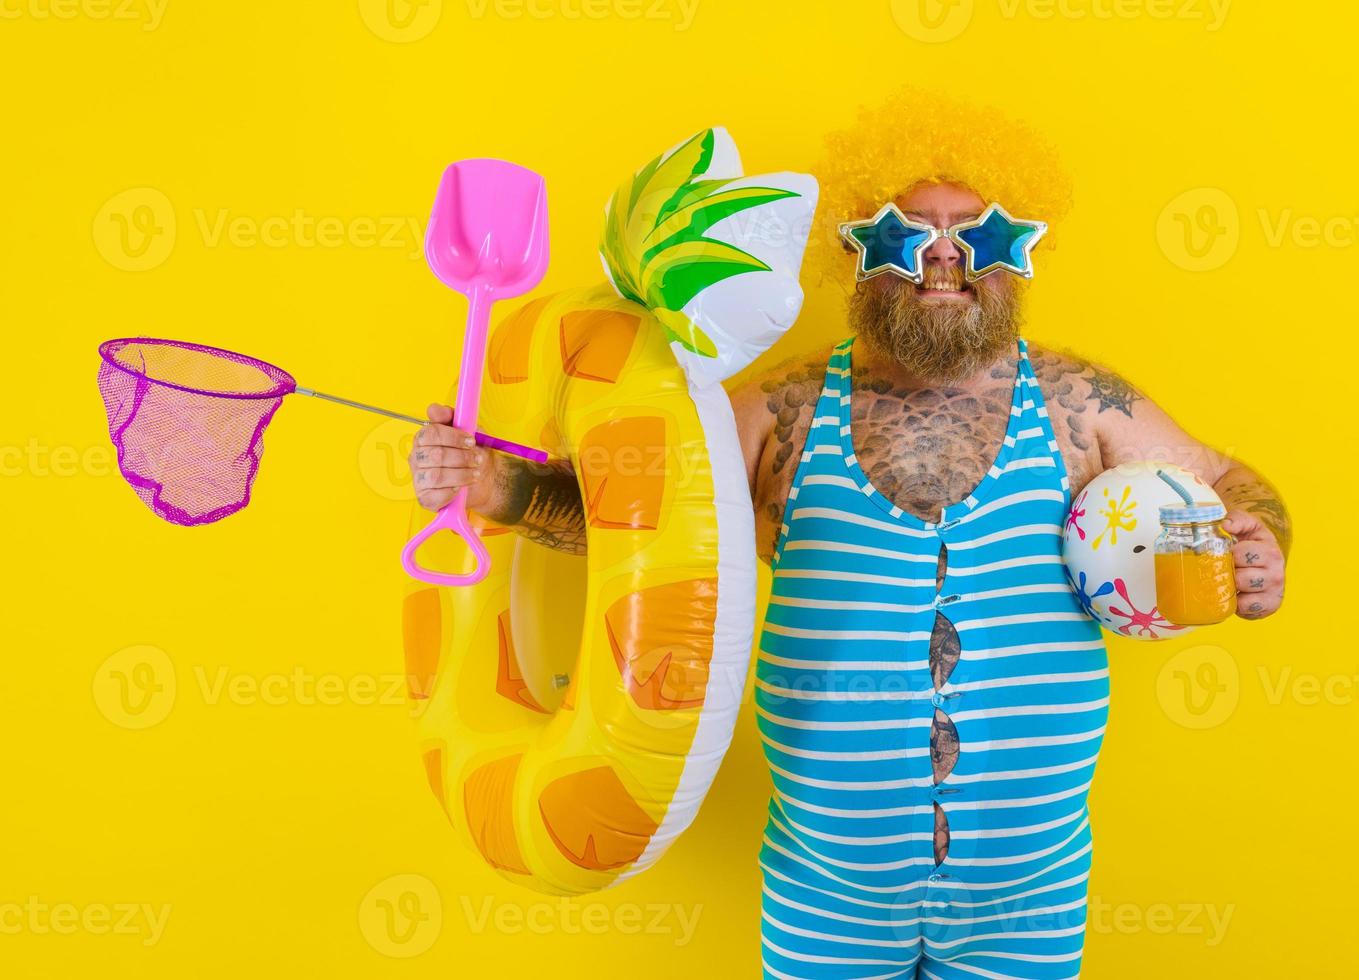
[1159,502,1226,524]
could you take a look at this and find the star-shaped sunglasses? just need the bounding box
[839,202,1047,284]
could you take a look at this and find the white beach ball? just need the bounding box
[1062,460,1222,641]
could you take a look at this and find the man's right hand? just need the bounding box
[409,403,498,513]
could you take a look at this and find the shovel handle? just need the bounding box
[402,283,495,587]
[401,487,491,587]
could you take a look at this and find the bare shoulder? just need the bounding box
[733,347,834,463]
[1027,341,1233,489]
[1023,342,1148,494]
[1025,343,1146,420]
[730,346,835,562]
[731,347,833,418]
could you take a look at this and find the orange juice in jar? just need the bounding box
[1154,503,1237,626]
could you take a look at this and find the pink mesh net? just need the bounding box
[97,338,297,526]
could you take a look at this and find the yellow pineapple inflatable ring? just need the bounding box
[401,129,817,895]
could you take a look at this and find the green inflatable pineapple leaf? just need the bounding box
[601,129,801,357]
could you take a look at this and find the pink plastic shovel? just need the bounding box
[401,159,550,587]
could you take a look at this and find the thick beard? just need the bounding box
[849,272,1020,384]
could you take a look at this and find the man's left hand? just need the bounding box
[1222,510,1286,620]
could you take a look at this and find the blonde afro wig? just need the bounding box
[810,88,1073,288]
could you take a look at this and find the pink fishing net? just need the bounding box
[97,338,297,526]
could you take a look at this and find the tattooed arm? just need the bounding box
[1209,466,1290,618]
[1032,348,1290,618]
[478,455,588,555]
[1213,467,1291,556]
[413,345,831,563]
[728,350,831,564]
[410,403,587,556]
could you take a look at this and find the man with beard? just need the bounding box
[409,99,1289,978]
[732,175,1285,980]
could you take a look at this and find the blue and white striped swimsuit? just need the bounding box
[757,338,1109,980]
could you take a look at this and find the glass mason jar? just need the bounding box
[1154,503,1237,626]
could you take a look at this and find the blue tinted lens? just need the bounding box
[954,209,1038,275]
[850,210,933,277]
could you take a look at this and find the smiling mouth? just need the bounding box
[918,263,973,294]
[918,286,970,300]
[916,269,971,300]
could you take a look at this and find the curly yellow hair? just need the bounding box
[809,88,1073,288]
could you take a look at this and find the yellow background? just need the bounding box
[2,1,1354,976]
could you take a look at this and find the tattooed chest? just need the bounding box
[851,384,1015,523]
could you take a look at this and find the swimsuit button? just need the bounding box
[931,692,947,709]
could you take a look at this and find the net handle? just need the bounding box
[295,387,547,463]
